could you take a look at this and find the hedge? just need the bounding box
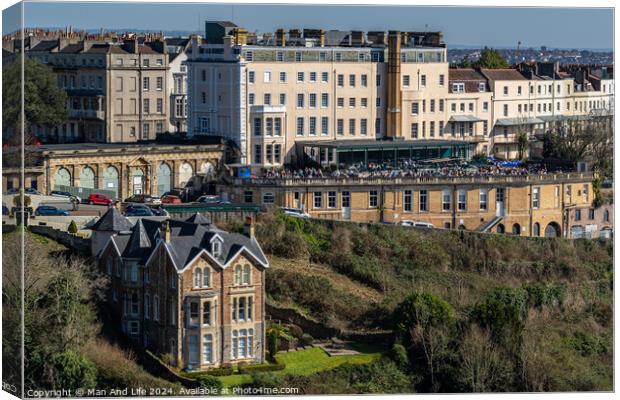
[184,366,234,377]
[238,361,286,374]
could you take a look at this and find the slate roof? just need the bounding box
[449,68,488,93]
[104,216,268,270]
[90,208,133,232]
[30,40,59,52]
[480,69,527,81]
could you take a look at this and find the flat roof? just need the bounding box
[297,139,472,149]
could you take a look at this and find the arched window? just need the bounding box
[512,223,521,236]
[533,222,540,237]
[496,224,505,234]
[243,264,251,285]
[194,268,202,288]
[203,268,210,288]
[234,264,242,286]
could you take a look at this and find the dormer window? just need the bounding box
[452,83,465,93]
[212,241,222,258]
[478,82,486,92]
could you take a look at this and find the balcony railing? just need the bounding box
[69,109,104,120]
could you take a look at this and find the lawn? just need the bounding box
[218,345,382,388]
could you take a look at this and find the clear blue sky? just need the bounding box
[2,2,614,49]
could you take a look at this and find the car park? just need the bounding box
[280,207,311,219]
[87,193,114,206]
[50,190,82,203]
[124,194,162,205]
[35,205,70,216]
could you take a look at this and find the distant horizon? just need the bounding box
[5,25,615,53]
[2,3,614,50]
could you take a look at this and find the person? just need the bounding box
[70,196,79,211]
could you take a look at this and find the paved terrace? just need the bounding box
[234,172,594,187]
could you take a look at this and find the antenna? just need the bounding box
[517,40,522,61]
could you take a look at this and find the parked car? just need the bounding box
[2,204,9,216]
[399,220,435,228]
[4,188,19,195]
[161,194,182,204]
[280,207,311,219]
[125,207,154,217]
[87,193,114,206]
[124,194,162,205]
[126,203,166,216]
[50,190,82,203]
[35,205,70,216]
[24,188,42,195]
[196,195,222,204]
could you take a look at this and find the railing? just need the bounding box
[69,109,104,120]
[233,172,594,187]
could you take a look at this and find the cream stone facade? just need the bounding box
[187,22,613,166]
[220,172,594,238]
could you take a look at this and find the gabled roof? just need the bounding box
[29,40,58,52]
[90,208,133,232]
[185,213,211,225]
[123,219,152,260]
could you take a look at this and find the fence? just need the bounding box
[54,184,116,199]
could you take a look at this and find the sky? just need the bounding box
[2,2,614,50]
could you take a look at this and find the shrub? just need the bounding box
[50,348,97,390]
[160,353,173,366]
[238,361,286,374]
[286,324,304,339]
[196,375,223,391]
[387,343,409,370]
[68,220,78,234]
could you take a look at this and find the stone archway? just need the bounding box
[178,162,193,187]
[496,223,505,234]
[103,166,119,198]
[533,222,541,237]
[54,167,71,189]
[157,163,172,196]
[132,168,145,195]
[79,166,96,189]
[512,223,521,236]
[544,222,561,238]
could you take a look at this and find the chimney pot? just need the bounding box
[243,216,255,239]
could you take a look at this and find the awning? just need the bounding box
[495,117,544,126]
[449,115,483,122]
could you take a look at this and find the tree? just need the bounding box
[2,57,68,144]
[49,349,97,390]
[516,131,529,161]
[68,220,78,234]
[393,292,455,391]
[460,54,472,68]
[475,48,509,69]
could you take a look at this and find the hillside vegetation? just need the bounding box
[246,213,613,392]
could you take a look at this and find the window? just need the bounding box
[279,71,286,83]
[188,335,199,364]
[349,74,356,87]
[430,99,435,113]
[156,98,163,113]
[361,119,368,135]
[263,71,271,83]
[314,192,323,208]
[439,74,445,86]
[404,190,413,212]
[143,99,150,114]
[337,74,344,87]
[297,93,305,108]
[274,145,281,163]
[532,187,540,209]
[337,97,344,108]
[328,191,336,208]
[321,72,329,82]
[309,93,317,108]
[321,93,329,108]
[143,77,149,90]
[321,117,329,136]
[349,119,356,135]
[231,329,254,359]
[503,86,508,96]
[319,52,327,62]
[517,86,522,96]
[480,189,488,210]
[253,118,262,136]
[452,83,464,93]
[335,52,342,62]
[309,72,317,82]
[442,190,451,211]
[458,190,467,211]
[349,98,356,108]
[411,123,419,138]
[193,268,202,288]
[309,117,317,136]
[369,191,378,208]
[274,118,282,136]
[503,104,508,117]
[296,117,304,136]
[245,51,253,61]
[478,82,486,92]
[412,102,419,115]
[297,72,304,82]
[342,191,350,208]
[244,191,253,203]
[419,190,428,212]
[337,119,344,135]
[265,118,273,136]
[575,209,581,221]
[156,76,163,90]
[276,51,284,62]
[361,74,368,87]
[248,71,255,83]
[263,93,271,105]
[603,210,610,222]
[483,101,489,112]
[588,209,595,220]
[403,75,410,87]
[420,74,426,87]
[279,93,286,105]
[203,334,213,364]
[254,145,262,164]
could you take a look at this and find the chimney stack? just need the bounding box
[275,29,286,46]
[164,220,171,243]
[233,27,248,46]
[243,216,255,239]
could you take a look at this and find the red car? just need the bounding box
[161,194,182,204]
[87,193,114,206]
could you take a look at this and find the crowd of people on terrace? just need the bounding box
[254,158,570,181]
